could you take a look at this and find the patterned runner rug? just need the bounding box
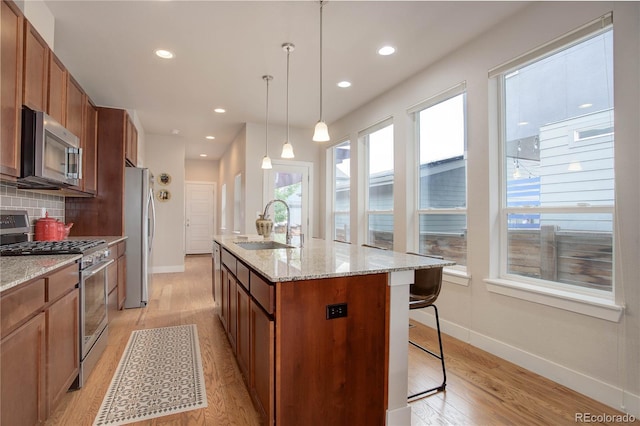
[94,324,207,425]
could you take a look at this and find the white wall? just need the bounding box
[322,1,640,416]
[185,159,219,182]
[145,135,185,273]
[217,126,246,235]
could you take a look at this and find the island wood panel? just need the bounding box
[0,0,23,178]
[276,273,389,425]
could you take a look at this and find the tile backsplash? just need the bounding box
[0,183,65,237]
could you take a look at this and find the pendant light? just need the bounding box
[261,75,273,169]
[281,42,295,159]
[312,0,330,142]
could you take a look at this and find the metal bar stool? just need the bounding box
[406,252,447,400]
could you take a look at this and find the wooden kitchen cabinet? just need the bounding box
[1,0,24,178]
[47,51,67,125]
[65,75,84,138]
[236,283,251,382]
[107,240,127,313]
[0,262,80,425]
[82,97,98,194]
[250,299,274,425]
[220,267,229,331]
[0,312,46,426]
[46,287,79,416]
[66,107,134,236]
[125,114,138,166]
[117,242,127,309]
[23,20,48,112]
[227,272,238,353]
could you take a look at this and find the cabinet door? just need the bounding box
[250,300,274,426]
[1,312,46,426]
[1,0,23,177]
[228,275,237,353]
[236,284,251,382]
[47,52,66,124]
[82,98,98,194]
[117,255,126,309]
[23,21,48,112]
[220,267,228,330]
[125,115,137,166]
[46,288,79,416]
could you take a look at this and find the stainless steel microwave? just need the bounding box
[19,107,82,189]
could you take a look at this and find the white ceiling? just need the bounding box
[43,1,528,160]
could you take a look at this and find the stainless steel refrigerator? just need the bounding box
[124,167,156,308]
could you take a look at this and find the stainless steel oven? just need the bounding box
[75,245,112,388]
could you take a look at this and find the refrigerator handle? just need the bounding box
[148,187,156,254]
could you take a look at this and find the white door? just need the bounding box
[263,161,311,246]
[185,182,216,254]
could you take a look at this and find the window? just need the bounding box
[220,183,227,230]
[331,140,351,242]
[413,84,467,269]
[233,173,242,233]
[497,19,614,294]
[363,122,394,249]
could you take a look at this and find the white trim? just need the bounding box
[407,81,467,114]
[484,278,623,322]
[443,269,471,286]
[410,311,639,417]
[151,265,185,274]
[387,271,411,425]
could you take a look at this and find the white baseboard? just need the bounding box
[386,405,411,426]
[410,310,640,418]
[151,265,185,274]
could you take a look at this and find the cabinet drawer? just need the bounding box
[47,263,79,303]
[237,261,250,291]
[250,272,274,315]
[107,245,117,262]
[221,249,236,275]
[117,241,126,257]
[1,279,45,338]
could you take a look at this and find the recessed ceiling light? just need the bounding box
[517,121,528,126]
[155,49,174,59]
[579,103,593,109]
[171,129,180,135]
[205,135,215,140]
[377,46,396,56]
[214,108,226,114]
[199,154,208,157]
[337,81,352,88]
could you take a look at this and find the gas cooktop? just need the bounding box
[0,239,107,256]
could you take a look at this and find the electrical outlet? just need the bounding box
[326,303,348,319]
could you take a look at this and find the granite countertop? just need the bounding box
[214,235,455,283]
[0,254,81,293]
[0,235,126,293]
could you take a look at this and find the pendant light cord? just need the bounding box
[265,76,270,154]
[286,46,290,143]
[319,0,324,122]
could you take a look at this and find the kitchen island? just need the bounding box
[213,235,454,425]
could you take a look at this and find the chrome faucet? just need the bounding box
[263,199,291,245]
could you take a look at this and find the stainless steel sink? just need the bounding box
[233,241,294,250]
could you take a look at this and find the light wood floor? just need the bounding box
[46,255,634,425]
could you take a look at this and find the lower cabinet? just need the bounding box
[107,240,127,315]
[227,272,237,353]
[0,262,80,425]
[236,283,251,381]
[250,299,274,425]
[0,312,46,426]
[46,288,79,415]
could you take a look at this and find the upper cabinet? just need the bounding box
[125,114,138,166]
[65,75,84,139]
[23,20,48,112]
[0,0,24,178]
[47,52,67,125]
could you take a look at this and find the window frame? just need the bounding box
[360,119,394,248]
[330,139,351,242]
[411,82,468,273]
[485,13,622,322]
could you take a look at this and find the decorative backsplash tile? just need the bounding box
[0,183,65,237]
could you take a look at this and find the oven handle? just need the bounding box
[82,259,114,278]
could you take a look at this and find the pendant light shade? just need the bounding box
[281,43,295,159]
[261,75,273,169]
[312,0,330,142]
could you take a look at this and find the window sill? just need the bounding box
[444,269,470,286]
[484,278,623,322]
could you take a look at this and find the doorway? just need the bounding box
[263,161,312,246]
[185,182,216,254]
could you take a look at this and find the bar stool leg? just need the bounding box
[408,304,446,401]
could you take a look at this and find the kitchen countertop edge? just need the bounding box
[1,254,81,293]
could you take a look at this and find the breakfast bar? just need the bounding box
[213,235,454,425]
